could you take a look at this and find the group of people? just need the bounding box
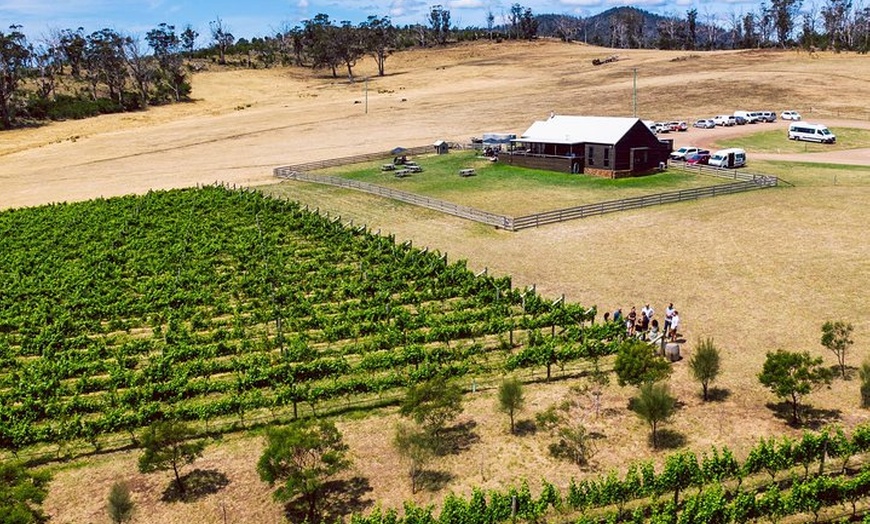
[603,303,681,342]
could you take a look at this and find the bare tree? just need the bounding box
[32,38,62,101]
[209,17,234,64]
[702,9,720,49]
[124,35,153,108]
[726,10,745,48]
[657,12,684,49]
[822,0,853,49]
[553,15,580,42]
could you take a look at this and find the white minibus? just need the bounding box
[709,148,746,168]
[788,123,836,143]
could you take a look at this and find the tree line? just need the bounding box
[0,2,543,130]
[0,23,198,130]
[541,2,870,52]
[3,0,869,130]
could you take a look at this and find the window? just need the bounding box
[587,146,594,166]
[603,148,610,167]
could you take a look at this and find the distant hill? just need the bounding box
[536,6,692,49]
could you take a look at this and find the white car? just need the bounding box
[781,110,802,121]
[713,115,736,126]
[670,146,704,161]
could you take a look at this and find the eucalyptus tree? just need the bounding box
[360,15,396,77]
[84,28,130,104]
[0,25,32,129]
[147,23,189,102]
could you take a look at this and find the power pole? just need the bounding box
[633,68,637,117]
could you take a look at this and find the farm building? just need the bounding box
[502,115,673,178]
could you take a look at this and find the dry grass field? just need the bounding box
[2,40,868,523]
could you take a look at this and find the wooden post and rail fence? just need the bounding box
[273,147,778,232]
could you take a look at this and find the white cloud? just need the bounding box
[557,0,604,7]
[448,0,485,9]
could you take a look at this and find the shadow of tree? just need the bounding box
[765,401,842,430]
[651,429,686,450]
[706,387,731,402]
[418,469,455,492]
[514,419,537,436]
[161,468,230,503]
[828,365,855,381]
[283,476,374,524]
[437,420,480,455]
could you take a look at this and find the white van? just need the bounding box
[788,122,836,143]
[709,148,746,168]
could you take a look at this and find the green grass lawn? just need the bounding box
[749,159,870,187]
[311,150,728,216]
[716,127,870,153]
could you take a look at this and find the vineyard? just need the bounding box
[0,185,620,459]
[351,425,870,523]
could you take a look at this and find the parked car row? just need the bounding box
[667,110,804,133]
[647,120,688,134]
[691,109,802,130]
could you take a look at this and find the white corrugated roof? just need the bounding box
[518,115,642,144]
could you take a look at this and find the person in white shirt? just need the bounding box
[664,303,675,335]
[642,304,654,321]
[669,311,681,341]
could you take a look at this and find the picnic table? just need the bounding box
[381,164,396,171]
[407,165,423,173]
[459,168,476,177]
[394,169,411,178]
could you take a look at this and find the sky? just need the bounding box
[3,0,762,42]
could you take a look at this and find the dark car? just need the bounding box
[734,115,747,125]
[685,150,711,165]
